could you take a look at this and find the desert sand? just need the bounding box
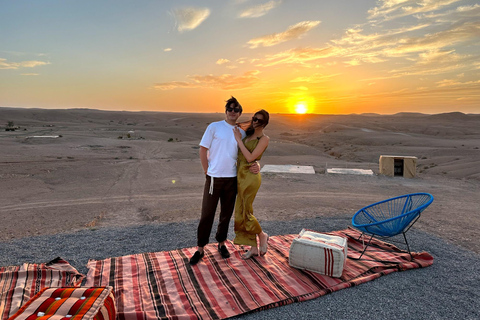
[1,108,479,254]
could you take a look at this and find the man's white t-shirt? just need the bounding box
[199,120,246,178]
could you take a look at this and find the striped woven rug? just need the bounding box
[86,228,433,320]
[0,257,85,320]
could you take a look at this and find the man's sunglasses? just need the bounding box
[252,117,265,124]
[226,107,241,113]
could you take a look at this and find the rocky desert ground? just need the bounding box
[1,108,479,253]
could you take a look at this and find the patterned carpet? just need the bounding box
[86,228,433,320]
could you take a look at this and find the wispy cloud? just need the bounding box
[0,58,50,70]
[291,86,309,90]
[154,70,261,90]
[431,79,480,98]
[164,48,172,52]
[290,73,341,83]
[247,0,479,80]
[308,2,479,69]
[152,81,198,90]
[417,3,480,21]
[332,23,430,48]
[1,51,47,57]
[360,48,476,80]
[436,79,462,87]
[233,0,250,4]
[171,7,210,33]
[344,55,387,66]
[398,48,477,75]
[352,78,480,102]
[239,0,281,18]
[258,46,339,67]
[20,73,40,76]
[368,0,463,23]
[384,21,480,56]
[247,20,321,48]
[216,59,230,65]
[326,23,437,67]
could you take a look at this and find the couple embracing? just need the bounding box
[190,97,270,265]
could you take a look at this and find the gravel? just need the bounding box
[1,217,479,320]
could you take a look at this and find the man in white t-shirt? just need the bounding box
[190,97,259,265]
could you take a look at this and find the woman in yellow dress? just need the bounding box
[232,110,270,259]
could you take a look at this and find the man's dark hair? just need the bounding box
[225,96,243,113]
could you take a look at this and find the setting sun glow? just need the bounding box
[295,103,307,114]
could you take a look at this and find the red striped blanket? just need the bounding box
[86,228,433,320]
[0,257,85,320]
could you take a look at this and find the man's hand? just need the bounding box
[249,161,260,174]
[199,146,209,175]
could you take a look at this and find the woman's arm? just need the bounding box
[233,127,269,163]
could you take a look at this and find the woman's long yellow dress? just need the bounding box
[233,137,267,247]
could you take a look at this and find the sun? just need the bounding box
[287,95,315,114]
[295,103,307,114]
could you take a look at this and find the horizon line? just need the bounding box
[1,106,478,117]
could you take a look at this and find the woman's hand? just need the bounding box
[233,126,242,142]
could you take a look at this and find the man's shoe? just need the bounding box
[218,244,230,258]
[189,251,204,265]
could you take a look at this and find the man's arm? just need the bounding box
[199,146,209,175]
[249,161,260,174]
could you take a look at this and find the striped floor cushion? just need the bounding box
[7,287,115,320]
[0,257,85,320]
[289,229,348,277]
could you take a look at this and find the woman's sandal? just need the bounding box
[242,248,258,260]
[259,233,269,256]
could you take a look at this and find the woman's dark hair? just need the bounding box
[225,96,243,113]
[239,109,269,137]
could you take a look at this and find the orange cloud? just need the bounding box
[216,59,230,65]
[239,0,281,18]
[259,46,339,67]
[437,78,480,87]
[290,73,341,83]
[368,0,462,22]
[153,81,198,90]
[154,71,261,90]
[0,58,49,69]
[385,21,480,56]
[247,21,321,48]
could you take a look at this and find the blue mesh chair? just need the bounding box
[352,193,434,260]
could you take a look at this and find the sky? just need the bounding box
[1,0,479,114]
